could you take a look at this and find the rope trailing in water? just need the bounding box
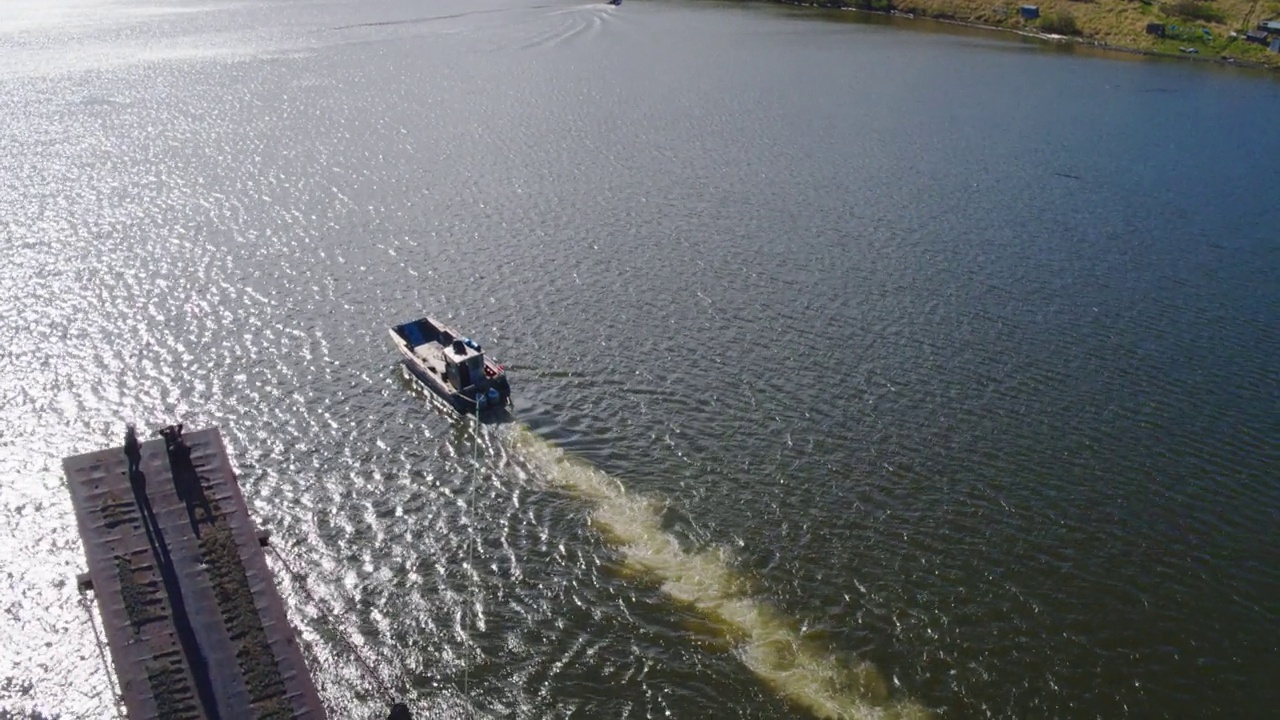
[79,588,124,719]
[463,395,482,718]
[266,544,400,702]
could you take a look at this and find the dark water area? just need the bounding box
[2,0,1278,718]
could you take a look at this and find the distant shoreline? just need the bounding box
[764,0,1280,72]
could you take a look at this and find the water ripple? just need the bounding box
[3,0,1279,718]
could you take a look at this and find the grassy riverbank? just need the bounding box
[785,0,1280,68]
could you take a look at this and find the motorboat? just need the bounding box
[390,317,512,415]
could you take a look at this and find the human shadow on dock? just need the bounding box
[124,424,224,720]
[125,426,163,549]
[160,424,217,537]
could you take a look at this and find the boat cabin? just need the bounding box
[444,338,486,392]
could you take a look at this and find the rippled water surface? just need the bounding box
[2,0,1279,718]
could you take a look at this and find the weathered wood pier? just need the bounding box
[64,425,326,720]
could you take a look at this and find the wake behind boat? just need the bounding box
[390,317,512,415]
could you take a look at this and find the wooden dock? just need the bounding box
[64,425,326,720]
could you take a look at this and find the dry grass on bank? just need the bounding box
[826,0,1280,66]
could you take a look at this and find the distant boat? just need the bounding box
[607,0,622,6]
[390,317,512,415]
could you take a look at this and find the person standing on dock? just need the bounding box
[158,423,185,451]
[124,423,142,476]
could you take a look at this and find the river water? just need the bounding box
[2,0,1278,718]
